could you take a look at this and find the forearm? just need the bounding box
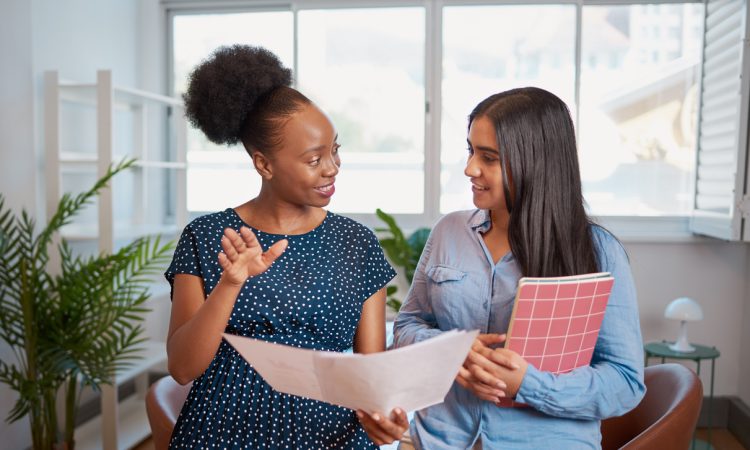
[167,277,242,384]
[516,358,644,420]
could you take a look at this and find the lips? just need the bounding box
[314,182,336,198]
[471,182,489,192]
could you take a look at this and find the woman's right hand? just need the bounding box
[217,226,288,286]
[357,408,409,446]
[456,333,519,402]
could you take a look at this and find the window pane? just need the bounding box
[441,5,576,213]
[580,4,703,215]
[172,12,293,212]
[298,8,425,214]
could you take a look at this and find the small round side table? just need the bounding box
[644,341,720,450]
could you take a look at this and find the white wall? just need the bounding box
[0,0,153,446]
[626,240,748,397]
[740,247,750,405]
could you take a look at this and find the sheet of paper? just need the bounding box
[222,329,478,414]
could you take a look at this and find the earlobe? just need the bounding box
[252,152,273,180]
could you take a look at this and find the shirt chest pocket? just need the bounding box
[426,265,468,320]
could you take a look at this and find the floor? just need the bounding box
[133,428,746,450]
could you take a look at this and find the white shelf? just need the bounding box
[75,394,152,450]
[115,341,167,386]
[60,223,180,241]
[46,70,187,450]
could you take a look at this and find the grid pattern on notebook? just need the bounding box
[505,275,614,375]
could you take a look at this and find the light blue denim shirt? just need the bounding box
[393,209,646,450]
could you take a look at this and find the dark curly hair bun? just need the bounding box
[183,45,293,145]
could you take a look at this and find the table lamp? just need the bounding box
[664,297,703,352]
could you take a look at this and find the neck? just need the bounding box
[488,208,510,236]
[239,185,321,234]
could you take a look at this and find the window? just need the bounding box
[579,4,703,215]
[297,8,425,214]
[167,1,749,240]
[441,5,576,213]
[172,11,293,212]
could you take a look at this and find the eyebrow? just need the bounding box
[467,139,499,154]
[300,134,339,156]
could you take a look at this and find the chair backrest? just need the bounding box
[145,376,193,450]
[601,363,703,450]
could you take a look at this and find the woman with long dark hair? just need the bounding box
[387,87,645,449]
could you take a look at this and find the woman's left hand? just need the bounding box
[458,346,529,401]
[356,408,409,446]
[483,347,528,399]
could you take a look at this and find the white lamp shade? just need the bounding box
[664,297,703,322]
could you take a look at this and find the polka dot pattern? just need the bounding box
[164,208,395,449]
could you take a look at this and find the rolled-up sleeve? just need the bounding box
[515,231,646,420]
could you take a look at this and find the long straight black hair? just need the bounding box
[469,87,599,277]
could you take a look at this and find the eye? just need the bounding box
[467,146,474,155]
[309,157,321,166]
[333,143,341,155]
[483,154,498,163]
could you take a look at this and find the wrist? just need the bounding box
[218,274,246,289]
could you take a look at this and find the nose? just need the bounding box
[464,154,480,178]
[322,153,339,178]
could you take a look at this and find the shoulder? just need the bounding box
[183,208,238,237]
[431,209,477,234]
[589,223,628,271]
[326,212,379,243]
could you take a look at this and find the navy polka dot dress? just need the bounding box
[164,208,395,449]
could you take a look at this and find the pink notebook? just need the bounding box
[506,272,614,374]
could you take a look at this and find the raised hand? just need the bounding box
[217,226,288,286]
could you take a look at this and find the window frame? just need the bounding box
[166,0,736,242]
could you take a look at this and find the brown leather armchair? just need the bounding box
[601,363,703,450]
[145,376,192,450]
[146,363,702,450]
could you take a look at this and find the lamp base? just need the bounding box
[669,320,696,352]
[669,341,696,352]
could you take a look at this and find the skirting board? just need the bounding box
[696,396,750,449]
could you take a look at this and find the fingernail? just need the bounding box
[497,382,506,389]
[373,414,380,421]
[513,363,521,369]
[394,408,402,415]
[356,411,363,419]
[498,391,506,398]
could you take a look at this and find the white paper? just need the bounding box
[222,329,478,414]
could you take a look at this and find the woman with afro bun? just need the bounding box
[164,45,408,449]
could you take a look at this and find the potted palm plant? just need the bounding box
[374,208,430,312]
[0,159,174,450]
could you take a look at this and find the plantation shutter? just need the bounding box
[690,0,750,240]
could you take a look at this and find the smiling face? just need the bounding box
[464,115,506,212]
[255,102,340,207]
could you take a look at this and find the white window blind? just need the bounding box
[690,0,750,240]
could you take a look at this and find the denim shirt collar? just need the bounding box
[468,209,492,233]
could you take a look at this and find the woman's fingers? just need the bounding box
[357,409,406,445]
[458,367,505,401]
[477,333,506,346]
[486,349,521,370]
[239,226,260,250]
[221,235,239,262]
[263,239,288,266]
[223,228,247,252]
[468,363,507,390]
[217,251,232,270]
